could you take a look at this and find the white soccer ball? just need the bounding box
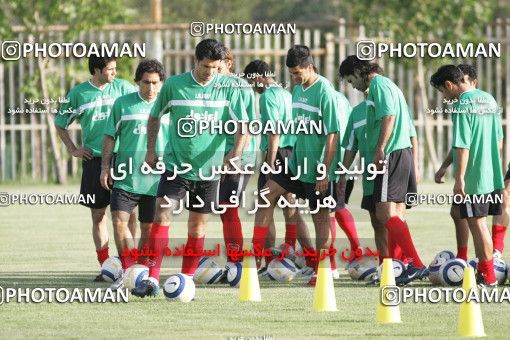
[225,261,242,287]
[163,273,195,303]
[494,257,507,285]
[348,257,378,281]
[101,256,123,282]
[377,259,406,281]
[124,264,149,290]
[439,259,468,286]
[267,258,299,282]
[434,250,456,262]
[193,257,224,284]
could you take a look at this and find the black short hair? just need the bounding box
[88,56,116,75]
[286,45,314,68]
[338,55,383,79]
[134,59,166,82]
[430,65,465,89]
[457,64,478,81]
[243,60,272,78]
[195,39,225,61]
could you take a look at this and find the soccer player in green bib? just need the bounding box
[251,45,340,287]
[132,39,249,297]
[55,56,137,281]
[436,64,510,262]
[340,87,419,280]
[99,59,168,289]
[216,48,257,273]
[339,55,427,285]
[243,59,317,278]
[431,65,504,286]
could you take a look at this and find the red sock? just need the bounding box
[335,208,360,251]
[181,234,205,276]
[492,225,507,253]
[221,206,244,262]
[303,246,317,268]
[252,226,268,252]
[478,258,497,284]
[385,217,424,268]
[385,232,405,263]
[265,254,274,267]
[285,223,297,249]
[120,248,137,270]
[96,247,109,266]
[329,217,337,271]
[147,223,169,281]
[457,246,468,261]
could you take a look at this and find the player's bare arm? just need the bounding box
[266,133,280,170]
[100,135,115,190]
[145,115,160,167]
[373,115,395,169]
[435,148,453,183]
[55,125,92,160]
[411,136,420,184]
[453,147,469,196]
[315,132,338,193]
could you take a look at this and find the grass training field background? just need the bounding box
[1,180,510,339]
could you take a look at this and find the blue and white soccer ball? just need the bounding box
[193,257,224,284]
[124,264,149,290]
[494,257,508,285]
[439,259,468,286]
[468,258,479,270]
[225,261,242,287]
[429,250,456,285]
[377,259,406,281]
[348,257,378,281]
[267,258,299,282]
[163,273,195,303]
[100,256,123,282]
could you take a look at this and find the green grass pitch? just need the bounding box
[1,181,510,339]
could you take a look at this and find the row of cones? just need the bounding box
[238,248,486,337]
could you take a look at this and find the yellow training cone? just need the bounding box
[458,267,485,337]
[239,246,261,302]
[377,258,401,323]
[313,249,337,312]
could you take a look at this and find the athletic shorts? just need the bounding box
[361,195,376,213]
[271,169,335,212]
[373,148,417,204]
[345,178,354,204]
[110,188,156,223]
[80,157,110,209]
[157,171,219,214]
[458,189,503,219]
[257,146,293,191]
[218,173,251,205]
